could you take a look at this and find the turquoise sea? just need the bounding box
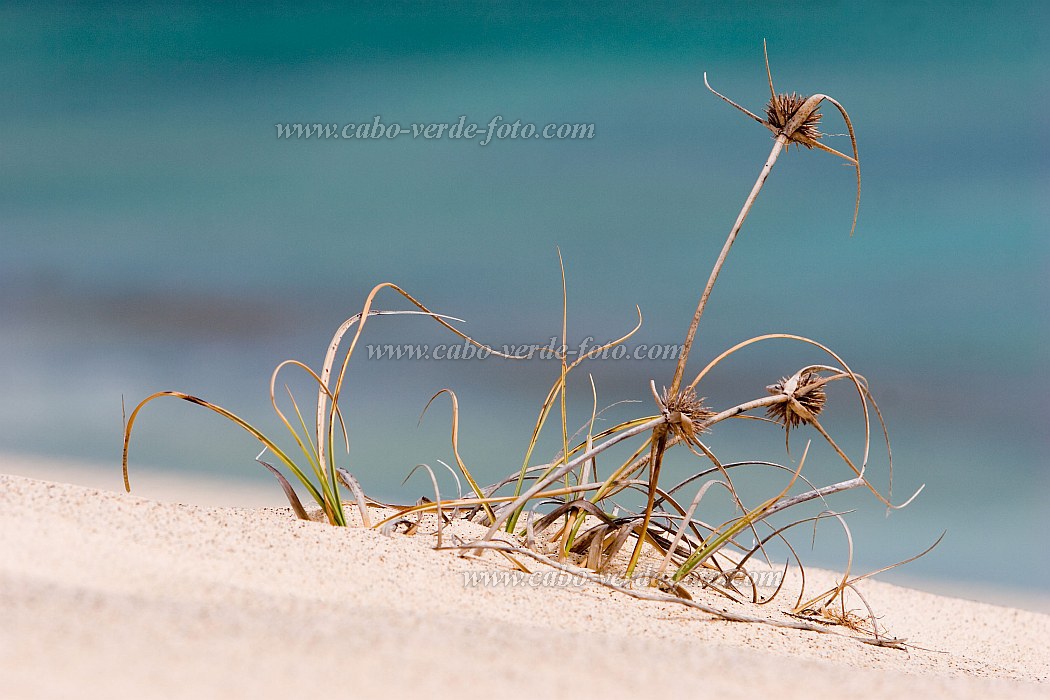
[1,3,1047,598]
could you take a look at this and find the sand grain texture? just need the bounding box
[1,473,1047,699]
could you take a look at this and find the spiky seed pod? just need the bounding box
[765,370,827,430]
[765,92,823,147]
[659,386,716,441]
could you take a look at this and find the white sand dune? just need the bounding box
[1,462,1047,699]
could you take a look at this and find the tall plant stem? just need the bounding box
[669,133,788,397]
[625,428,669,578]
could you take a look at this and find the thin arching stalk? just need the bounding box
[669,133,789,397]
[669,43,861,398]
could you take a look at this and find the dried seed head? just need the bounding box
[765,92,823,147]
[659,386,716,439]
[765,370,827,429]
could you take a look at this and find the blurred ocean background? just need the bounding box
[1,2,1047,601]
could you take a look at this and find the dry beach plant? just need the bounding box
[123,44,935,648]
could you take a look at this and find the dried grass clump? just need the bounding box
[122,42,936,649]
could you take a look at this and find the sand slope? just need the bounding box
[1,473,1047,699]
